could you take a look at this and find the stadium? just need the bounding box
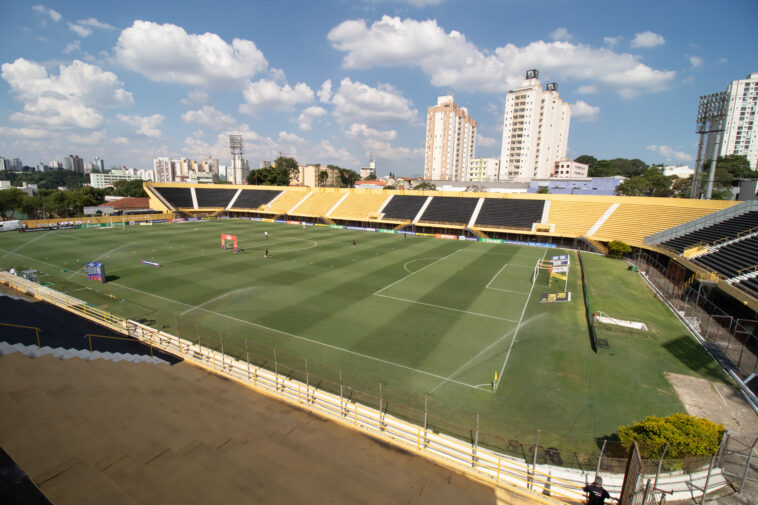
[2,182,757,504]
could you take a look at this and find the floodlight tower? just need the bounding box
[228,134,248,184]
[691,92,728,199]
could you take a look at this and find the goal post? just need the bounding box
[221,233,238,253]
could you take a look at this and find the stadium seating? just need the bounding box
[152,187,194,208]
[381,195,428,221]
[264,189,309,215]
[592,204,715,247]
[419,197,479,225]
[329,193,388,221]
[546,200,613,236]
[293,192,345,217]
[475,199,545,230]
[195,188,238,209]
[231,189,282,210]
[660,212,758,253]
[696,236,758,279]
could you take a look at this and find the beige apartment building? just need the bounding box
[424,94,477,181]
[500,70,570,181]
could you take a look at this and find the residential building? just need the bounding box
[553,158,588,178]
[65,154,84,173]
[714,72,758,170]
[466,157,501,182]
[424,94,477,181]
[499,69,571,181]
[89,169,153,189]
[153,157,173,183]
[291,165,340,187]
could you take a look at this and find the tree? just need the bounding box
[574,155,597,169]
[274,156,299,179]
[618,413,724,460]
[318,170,329,186]
[112,179,147,197]
[0,188,27,219]
[615,176,647,196]
[465,184,485,192]
[365,172,377,180]
[607,240,632,257]
[536,187,549,194]
[383,185,396,190]
[337,168,360,188]
[247,166,291,186]
[414,181,437,191]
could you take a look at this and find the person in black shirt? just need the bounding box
[583,476,611,505]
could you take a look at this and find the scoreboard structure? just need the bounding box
[86,262,106,283]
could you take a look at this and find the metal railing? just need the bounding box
[0,271,730,503]
[644,201,756,246]
[0,322,41,347]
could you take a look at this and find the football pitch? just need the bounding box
[0,219,730,455]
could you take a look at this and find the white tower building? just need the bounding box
[719,73,758,170]
[499,70,570,181]
[424,94,477,181]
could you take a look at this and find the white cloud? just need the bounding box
[32,5,61,23]
[278,131,306,144]
[718,57,727,64]
[603,36,620,48]
[331,77,418,125]
[345,123,422,160]
[1,58,133,129]
[476,134,498,147]
[362,0,445,6]
[181,90,209,105]
[69,23,92,37]
[572,100,600,122]
[630,31,665,49]
[576,85,598,94]
[115,20,268,88]
[297,106,327,131]
[117,113,164,138]
[182,106,237,129]
[689,55,703,68]
[63,41,81,54]
[646,145,693,163]
[551,27,572,41]
[68,18,114,38]
[0,126,49,139]
[318,80,333,103]
[239,79,314,114]
[328,16,675,97]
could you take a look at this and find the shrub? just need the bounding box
[618,413,724,459]
[607,240,632,258]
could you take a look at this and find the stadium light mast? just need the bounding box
[691,92,728,199]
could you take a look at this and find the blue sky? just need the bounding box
[0,0,756,177]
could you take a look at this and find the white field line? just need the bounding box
[493,248,548,392]
[375,249,463,295]
[374,293,518,323]
[1,232,49,258]
[485,262,531,294]
[0,246,480,390]
[403,257,442,274]
[180,287,255,316]
[429,323,521,394]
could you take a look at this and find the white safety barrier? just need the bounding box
[1,271,727,504]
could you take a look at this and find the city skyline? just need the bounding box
[0,0,756,177]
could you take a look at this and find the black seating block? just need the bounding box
[382,195,428,220]
[195,188,238,208]
[154,187,193,208]
[232,189,282,209]
[419,197,478,225]
[475,199,545,230]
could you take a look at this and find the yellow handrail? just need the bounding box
[736,264,758,276]
[84,333,153,356]
[0,322,41,347]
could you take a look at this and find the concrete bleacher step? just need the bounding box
[102,455,202,505]
[0,340,169,365]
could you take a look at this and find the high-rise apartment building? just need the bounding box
[712,73,758,171]
[424,94,477,181]
[499,70,570,181]
[65,154,84,173]
[153,157,173,183]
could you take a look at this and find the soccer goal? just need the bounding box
[221,233,238,253]
[532,255,570,291]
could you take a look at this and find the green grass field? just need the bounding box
[0,219,731,456]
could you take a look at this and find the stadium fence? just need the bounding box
[0,270,731,503]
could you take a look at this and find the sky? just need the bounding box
[0,0,756,177]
